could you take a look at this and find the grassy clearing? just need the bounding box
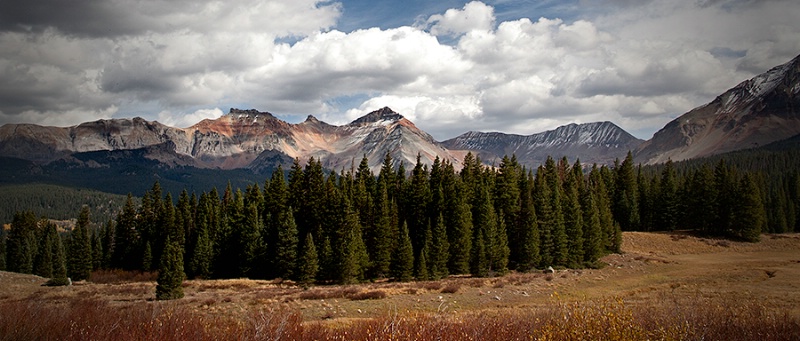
[1,294,797,340]
[1,232,799,340]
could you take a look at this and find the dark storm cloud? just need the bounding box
[0,0,149,37]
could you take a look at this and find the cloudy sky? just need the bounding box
[1,0,799,139]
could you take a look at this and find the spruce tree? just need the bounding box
[714,160,738,236]
[429,214,450,279]
[581,187,604,263]
[68,206,93,281]
[101,219,114,269]
[407,154,431,257]
[416,246,429,281]
[370,185,394,279]
[494,214,510,275]
[142,241,153,271]
[317,236,334,282]
[657,160,679,231]
[591,165,618,253]
[189,220,213,279]
[91,231,103,270]
[732,173,766,242]
[33,221,55,278]
[471,186,497,276]
[470,225,488,277]
[687,165,717,233]
[275,209,299,279]
[240,203,265,278]
[47,228,70,286]
[495,155,521,255]
[613,152,639,231]
[113,194,138,270]
[297,233,319,287]
[7,211,38,274]
[156,236,185,300]
[391,222,414,282]
[535,167,555,267]
[515,171,540,271]
[563,171,584,268]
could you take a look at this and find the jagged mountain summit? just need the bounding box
[0,107,461,173]
[443,121,644,167]
[635,53,800,165]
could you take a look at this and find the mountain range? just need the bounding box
[634,54,800,164]
[1,53,799,194]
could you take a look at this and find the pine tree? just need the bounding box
[297,233,319,287]
[7,211,38,274]
[142,241,153,271]
[391,222,414,282]
[686,165,717,233]
[68,206,93,281]
[537,157,569,265]
[637,168,654,231]
[91,230,103,270]
[591,165,619,253]
[275,209,299,279]
[407,154,431,258]
[370,184,394,279]
[581,186,604,264]
[494,214,510,275]
[470,225,488,277]
[514,171,540,271]
[332,196,369,284]
[535,167,554,267]
[189,219,213,279]
[471,185,497,276]
[429,214,450,279]
[563,170,584,268]
[416,246,429,281]
[33,220,55,278]
[732,173,766,242]
[156,236,185,300]
[239,203,265,278]
[493,155,525,267]
[45,223,70,286]
[656,160,679,231]
[613,152,639,231]
[714,160,738,236]
[101,219,114,269]
[113,194,138,270]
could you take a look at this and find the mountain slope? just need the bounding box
[443,121,644,166]
[0,107,461,173]
[635,54,800,165]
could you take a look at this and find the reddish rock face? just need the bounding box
[0,107,462,173]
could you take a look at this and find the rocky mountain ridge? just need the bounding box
[443,121,644,166]
[0,107,462,173]
[634,54,800,164]
[3,54,799,174]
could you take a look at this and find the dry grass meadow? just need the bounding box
[2,231,800,340]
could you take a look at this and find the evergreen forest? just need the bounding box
[2,146,798,290]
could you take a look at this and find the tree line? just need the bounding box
[2,149,793,295]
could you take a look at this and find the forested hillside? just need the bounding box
[0,184,132,224]
[2,142,798,287]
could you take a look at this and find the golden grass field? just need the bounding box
[2,231,800,340]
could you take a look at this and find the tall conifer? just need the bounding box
[67,206,92,281]
[156,236,184,300]
[391,222,414,282]
[298,233,319,287]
